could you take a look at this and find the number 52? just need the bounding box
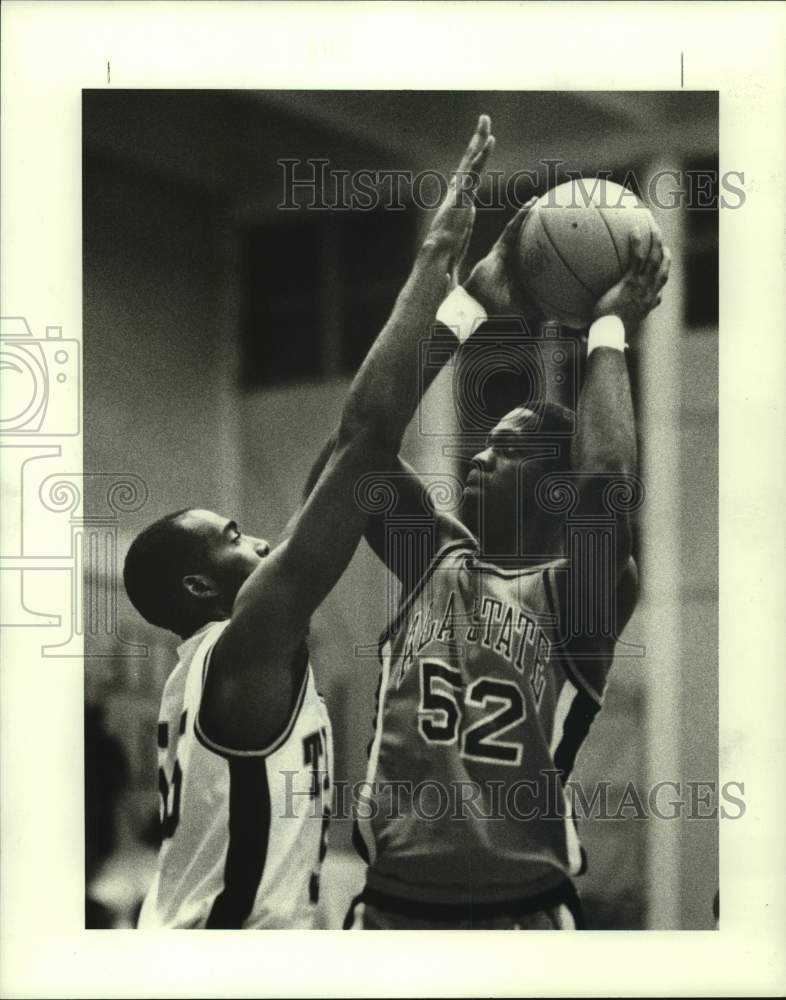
[418,659,525,766]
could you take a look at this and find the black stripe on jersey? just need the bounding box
[553,688,600,783]
[205,757,271,929]
[553,690,598,880]
[379,537,476,654]
[543,566,604,707]
[351,820,371,865]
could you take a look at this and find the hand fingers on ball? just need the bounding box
[655,249,671,292]
[643,226,664,278]
[629,229,647,275]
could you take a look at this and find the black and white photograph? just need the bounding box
[82,87,719,933]
[2,2,785,997]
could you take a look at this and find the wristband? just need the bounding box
[436,286,487,343]
[587,315,627,356]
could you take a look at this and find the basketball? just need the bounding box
[517,179,656,328]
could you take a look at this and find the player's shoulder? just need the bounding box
[382,535,477,648]
[548,553,638,611]
[434,509,477,549]
[182,619,231,679]
[160,621,225,699]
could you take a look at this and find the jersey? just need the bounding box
[356,538,609,905]
[138,620,333,929]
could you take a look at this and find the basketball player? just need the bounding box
[122,116,496,928]
[342,176,671,929]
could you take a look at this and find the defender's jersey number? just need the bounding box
[158,714,184,840]
[417,659,525,765]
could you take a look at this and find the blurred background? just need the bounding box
[82,90,718,929]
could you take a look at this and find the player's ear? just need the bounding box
[182,574,219,600]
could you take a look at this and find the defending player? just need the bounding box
[123,116,496,929]
[344,176,671,929]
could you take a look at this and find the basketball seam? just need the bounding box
[536,208,602,299]
[593,204,623,279]
[531,288,587,328]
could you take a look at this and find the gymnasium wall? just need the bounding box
[83,151,234,873]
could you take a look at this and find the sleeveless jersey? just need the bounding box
[138,620,333,929]
[356,538,608,905]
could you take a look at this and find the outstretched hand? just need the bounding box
[423,114,495,276]
[462,197,539,316]
[593,226,671,330]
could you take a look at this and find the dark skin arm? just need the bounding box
[199,116,495,752]
[461,210,670,691]
[572,225,670,575]
[356,201,541,593]
[293,440,470,593]
[553,226,670,685]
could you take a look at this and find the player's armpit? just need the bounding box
[551,553,639,662]
[197,632,307,754]
[543,554,638,703]
[572,470,636,579]
[196,542,315,751]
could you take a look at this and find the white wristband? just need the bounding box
[436,286,487,343]
[587,315,627,356]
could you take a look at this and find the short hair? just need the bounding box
[123,509,210,638]
[506,400,575,441]
[540,400,574,437]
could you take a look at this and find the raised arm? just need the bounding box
[359,200,543,588]
[199,117,495,752]
[462,211,669,580]
[572,226,670,576]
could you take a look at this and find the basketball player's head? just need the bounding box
[123,509,270,639]
[461,401,574,559]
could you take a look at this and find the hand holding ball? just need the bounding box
[516,180,657,328]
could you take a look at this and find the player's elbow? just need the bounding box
[337,390,401,451]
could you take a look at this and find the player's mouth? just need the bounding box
[464,470,482,492]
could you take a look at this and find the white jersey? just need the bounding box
[138,620,333,929]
